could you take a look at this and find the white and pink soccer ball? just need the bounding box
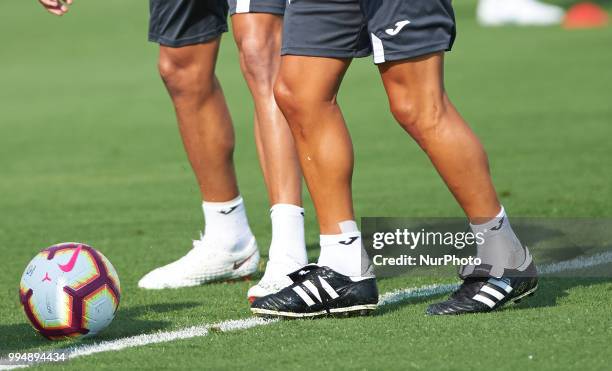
[19,243,121,340]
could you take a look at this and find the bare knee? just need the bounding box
[389,96,448,149]
[273,77,321,128]
[158,51,216,101]
[273,77,297,118]
[237,37,278,94]
[274,78,314,140]
[274,76,341,143]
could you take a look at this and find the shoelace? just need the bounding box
[286,265,337,314]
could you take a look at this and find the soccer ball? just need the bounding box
[19,243,121,340]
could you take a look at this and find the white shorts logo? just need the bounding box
[385,20,411,36]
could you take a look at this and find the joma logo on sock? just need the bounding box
[490,217,505,231]
[218,206,239,215]
[339,237,359,245]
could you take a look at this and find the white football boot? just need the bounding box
[247,259,301,303]
[477,0,565,26]
[138,235,260,289]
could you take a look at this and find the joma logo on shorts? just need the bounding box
[385,20,411,36]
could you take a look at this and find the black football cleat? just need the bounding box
[426,259,538,315]
[251,264,378,318]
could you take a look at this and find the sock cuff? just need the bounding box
[320,232,362,247]
[470,206,506,234]
[202,196,244,211]
[338,220,359,233]
[270,204,304,217]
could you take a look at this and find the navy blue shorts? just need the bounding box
[282,0,456,64]
[149,0,286,48]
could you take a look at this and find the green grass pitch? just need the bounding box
[1,0,611,370]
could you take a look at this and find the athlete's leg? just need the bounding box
[274,56,354,234]
[230,11,307,301]
[140,0,259,289]
[272,0,373,281]
[274,57,373,282]
[376,41,536,315]
[158,40,239,202]
[251,56,379,316]
[250,0,379,318]
[378,53,500,222]
[383,54,540,314]
[231,13,302,207]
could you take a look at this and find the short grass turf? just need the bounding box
[1,0,611,370]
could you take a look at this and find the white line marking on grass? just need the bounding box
[0,318,276,370]
[378,283,459,306]
[537,251,612,275]
[68,317,276,359]
[2,251,611,370]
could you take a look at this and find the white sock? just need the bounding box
[267,204,308,273]
[202,196,253,252]
[317,221,371,278]
[470,206,526,273]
